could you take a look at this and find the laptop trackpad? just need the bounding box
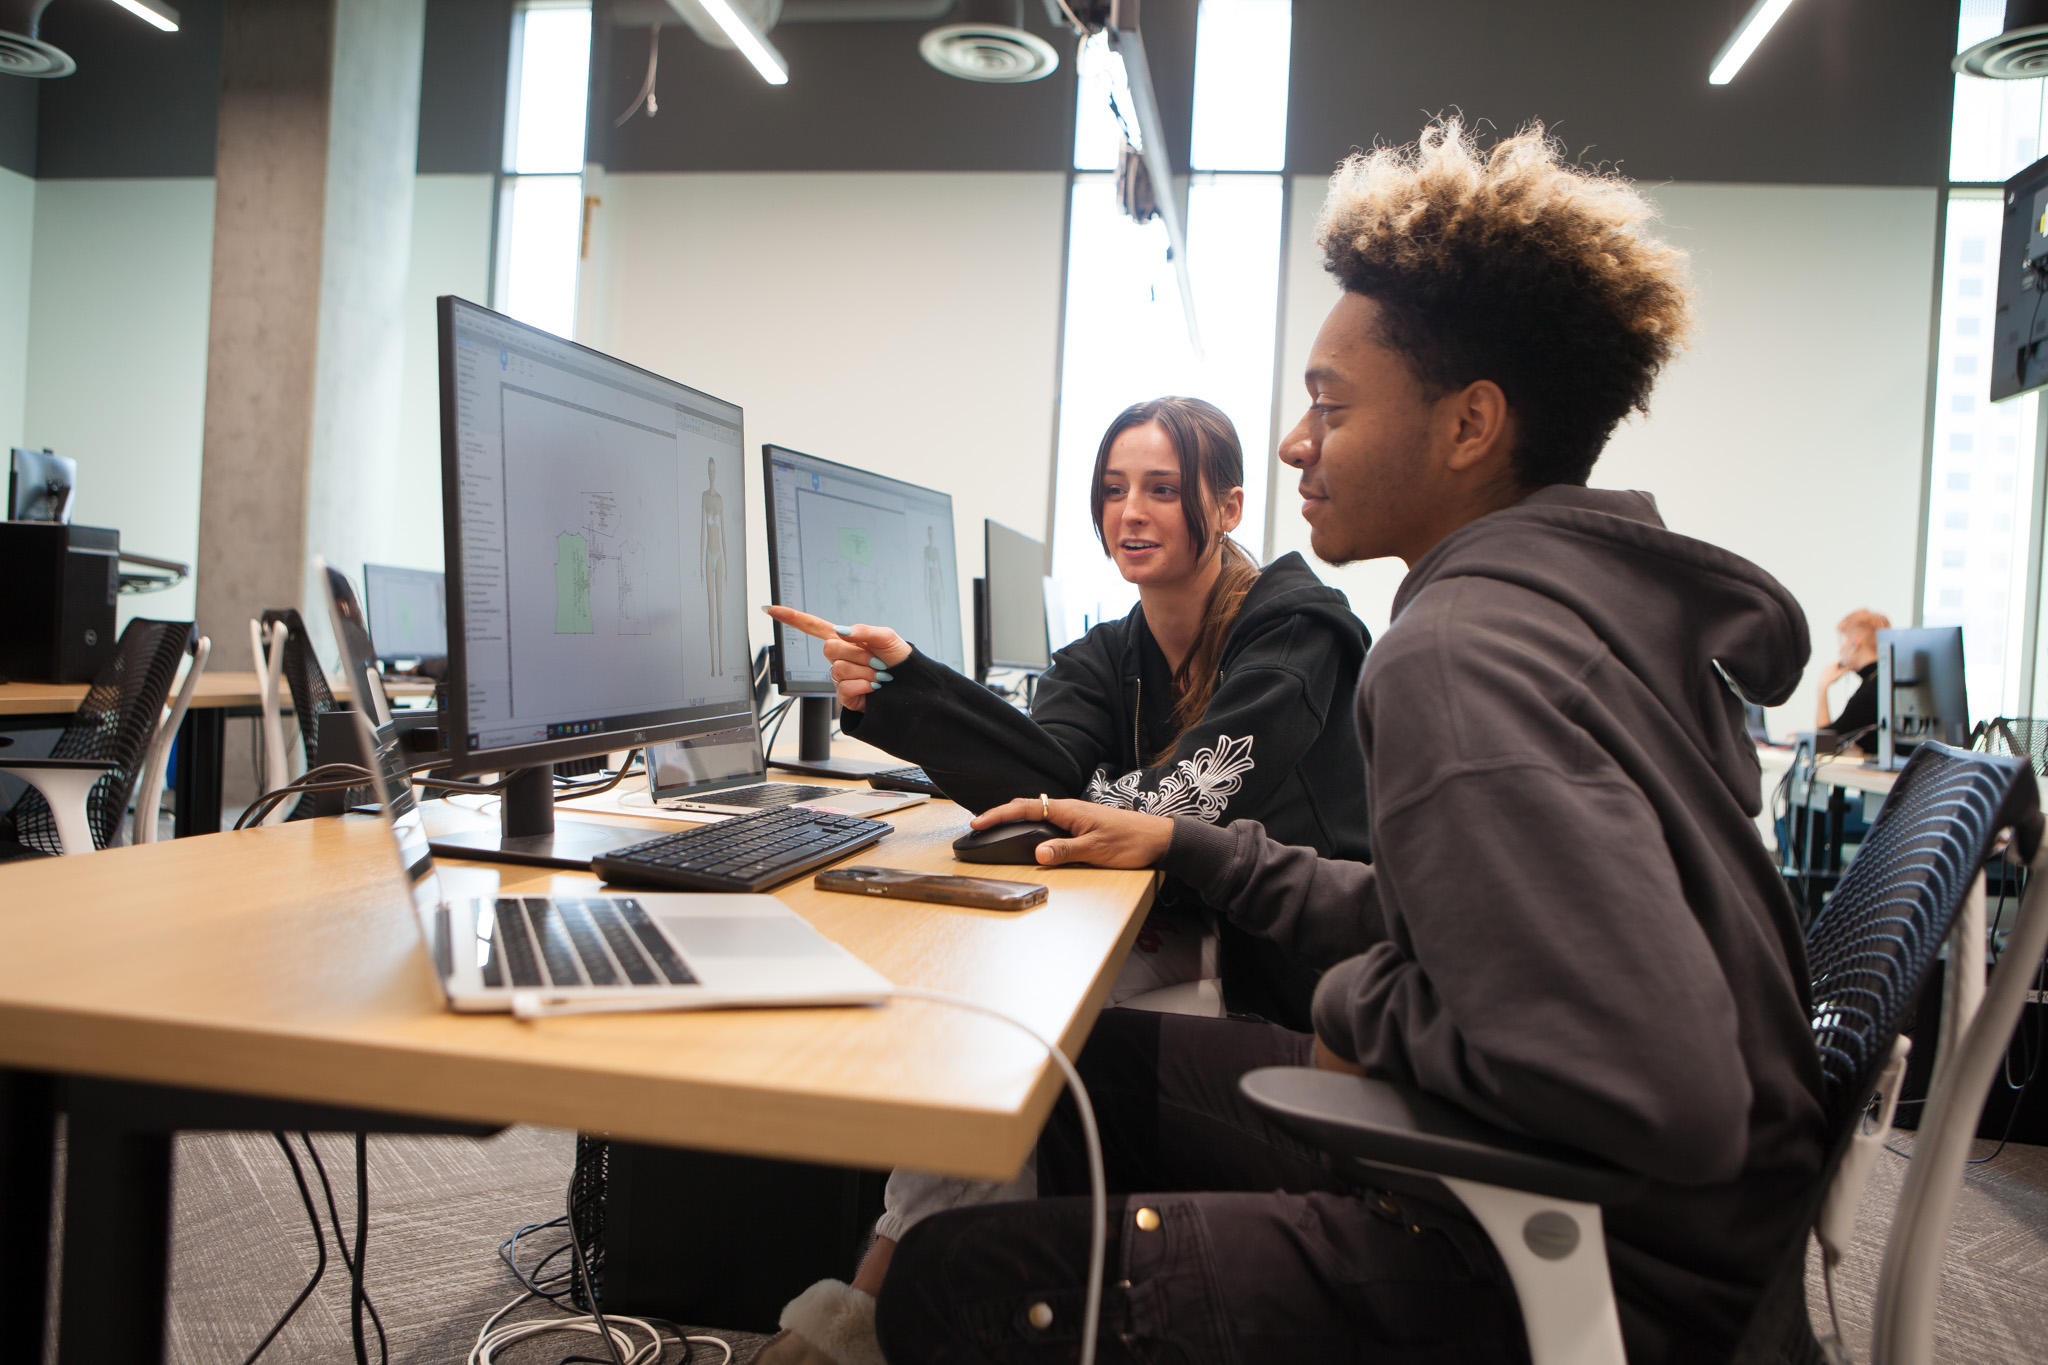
[659,915,842,959]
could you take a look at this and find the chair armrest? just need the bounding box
[0,758,118,772]
[1240,1067,1649,1205]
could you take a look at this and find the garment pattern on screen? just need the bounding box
[1084,734,1255,822]
[552,490,650,637]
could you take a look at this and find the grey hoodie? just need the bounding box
[1162,486,1825,1362]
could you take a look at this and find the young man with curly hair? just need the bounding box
[773,120,1823,1365]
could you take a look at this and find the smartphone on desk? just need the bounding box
[814,865,1048,911]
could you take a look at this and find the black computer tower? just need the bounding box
[0,522,119,683]
[595,1142,886,1333]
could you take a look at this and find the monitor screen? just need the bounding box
[437,296,754,775]
[764,444,965,692]
[362,563,448,660]
[985,519,1050,671]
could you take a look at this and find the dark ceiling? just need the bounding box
[1288,0,1961,185]
[0,0,1969,186]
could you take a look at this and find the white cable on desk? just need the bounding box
[517,985,1111,1365]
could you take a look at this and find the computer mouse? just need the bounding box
[952,820,1065,865]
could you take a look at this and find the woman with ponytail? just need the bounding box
[768,395,1372,1027]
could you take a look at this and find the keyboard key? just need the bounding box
[526,898,584,987]
[558,901,621,986]
[587,900,660,986]
[492,898,544,988]
[615,899,698,985]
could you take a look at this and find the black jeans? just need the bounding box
[875,1009,1530,1364]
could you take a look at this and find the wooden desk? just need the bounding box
[1756,743,1901,800]
[0,785,1154,1360]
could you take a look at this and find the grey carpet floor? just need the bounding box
[128,1125,2048,1362]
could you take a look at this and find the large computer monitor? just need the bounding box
[362,563,448,663]
[433,296,754,866]
[763,443,964,777]
[984,519,1050,673]
[9,448,75,522]
[1994,151,2048,401]
[1875,626,1970,771]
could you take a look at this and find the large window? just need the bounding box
[495,0,592,340]
[1924,1,2048,724]
[1048,0,1292,636]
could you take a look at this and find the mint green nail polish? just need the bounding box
[873,670,894,683]
[869,656,889,670]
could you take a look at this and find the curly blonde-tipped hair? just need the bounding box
[1318,118,1694,486]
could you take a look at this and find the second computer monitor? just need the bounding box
[985,519,1050,672]
[362,563,447,662]
[764,445,966,688]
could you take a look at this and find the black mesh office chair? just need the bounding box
[0,619,199,858]
[1979,716,2048,775]
[1241,742,2044,1365]
[258,608,338,821]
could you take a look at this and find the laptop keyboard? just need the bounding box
[867,766,944,796]
[683,781,839,809]
[593,806,890,894]
[480,896,698,990]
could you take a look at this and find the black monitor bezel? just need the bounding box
[760,442,963,694]
[361,561,448,662]
[984,518,1051,671]
[435,295,755,778]
[1993,152,2048,402]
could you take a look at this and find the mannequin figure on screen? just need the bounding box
[701,456,727,675]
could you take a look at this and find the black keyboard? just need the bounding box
[593,806,891,893]
[868,766,944,796]
[479,896,697,990]
[684,781,839,809]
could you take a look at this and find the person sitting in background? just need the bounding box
[1814,608,1889,753]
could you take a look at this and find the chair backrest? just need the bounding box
[258,608,337,820]
[1732,743,2042,1363]
[1978,716,2048,776]
[1,618,196,854]
[1806,742,2038,1124]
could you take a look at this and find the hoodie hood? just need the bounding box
[1394,486,1810,810]
[1224,550,1371,667]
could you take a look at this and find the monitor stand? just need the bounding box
[765,696,893,781]
[427,765,654,870]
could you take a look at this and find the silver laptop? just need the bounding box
[319,558,893,1016]
[647,722,926,819]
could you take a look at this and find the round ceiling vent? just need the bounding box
[0,29,71,77]
[1956,23,2048,79]
[919,23,1058,83]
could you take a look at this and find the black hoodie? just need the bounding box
[1163,488,1826,1362]
[844,551,1373,1028]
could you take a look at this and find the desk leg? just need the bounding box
[172,708,225,838]
[57,1088,173,1365]
[0,1072,56,1365]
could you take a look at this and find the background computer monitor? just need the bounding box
[763,443,964,776]
[984,519,1051,672]
[1993,152,2048,401]
[1875,625,1970,770]
[362,563,448,662]
[9,448,75,522]
[434,295,754,866]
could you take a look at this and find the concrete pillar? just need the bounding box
[195,0,425,802]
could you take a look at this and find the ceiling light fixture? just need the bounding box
[693,0,788,84]
[107,0,179,32]
[1708,0,1794,85]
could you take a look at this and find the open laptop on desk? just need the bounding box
[319,558,892,1015]
[646,722,925,818]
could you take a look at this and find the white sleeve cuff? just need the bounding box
[778,1279,885,1365]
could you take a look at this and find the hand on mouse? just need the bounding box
[764,606,912,712]
[972,797,1175,869]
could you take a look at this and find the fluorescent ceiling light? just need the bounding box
[107,0,179,32]
[695,0,788,85]
[1709,0,1794,85]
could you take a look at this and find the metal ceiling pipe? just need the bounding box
[780,0,957,21]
